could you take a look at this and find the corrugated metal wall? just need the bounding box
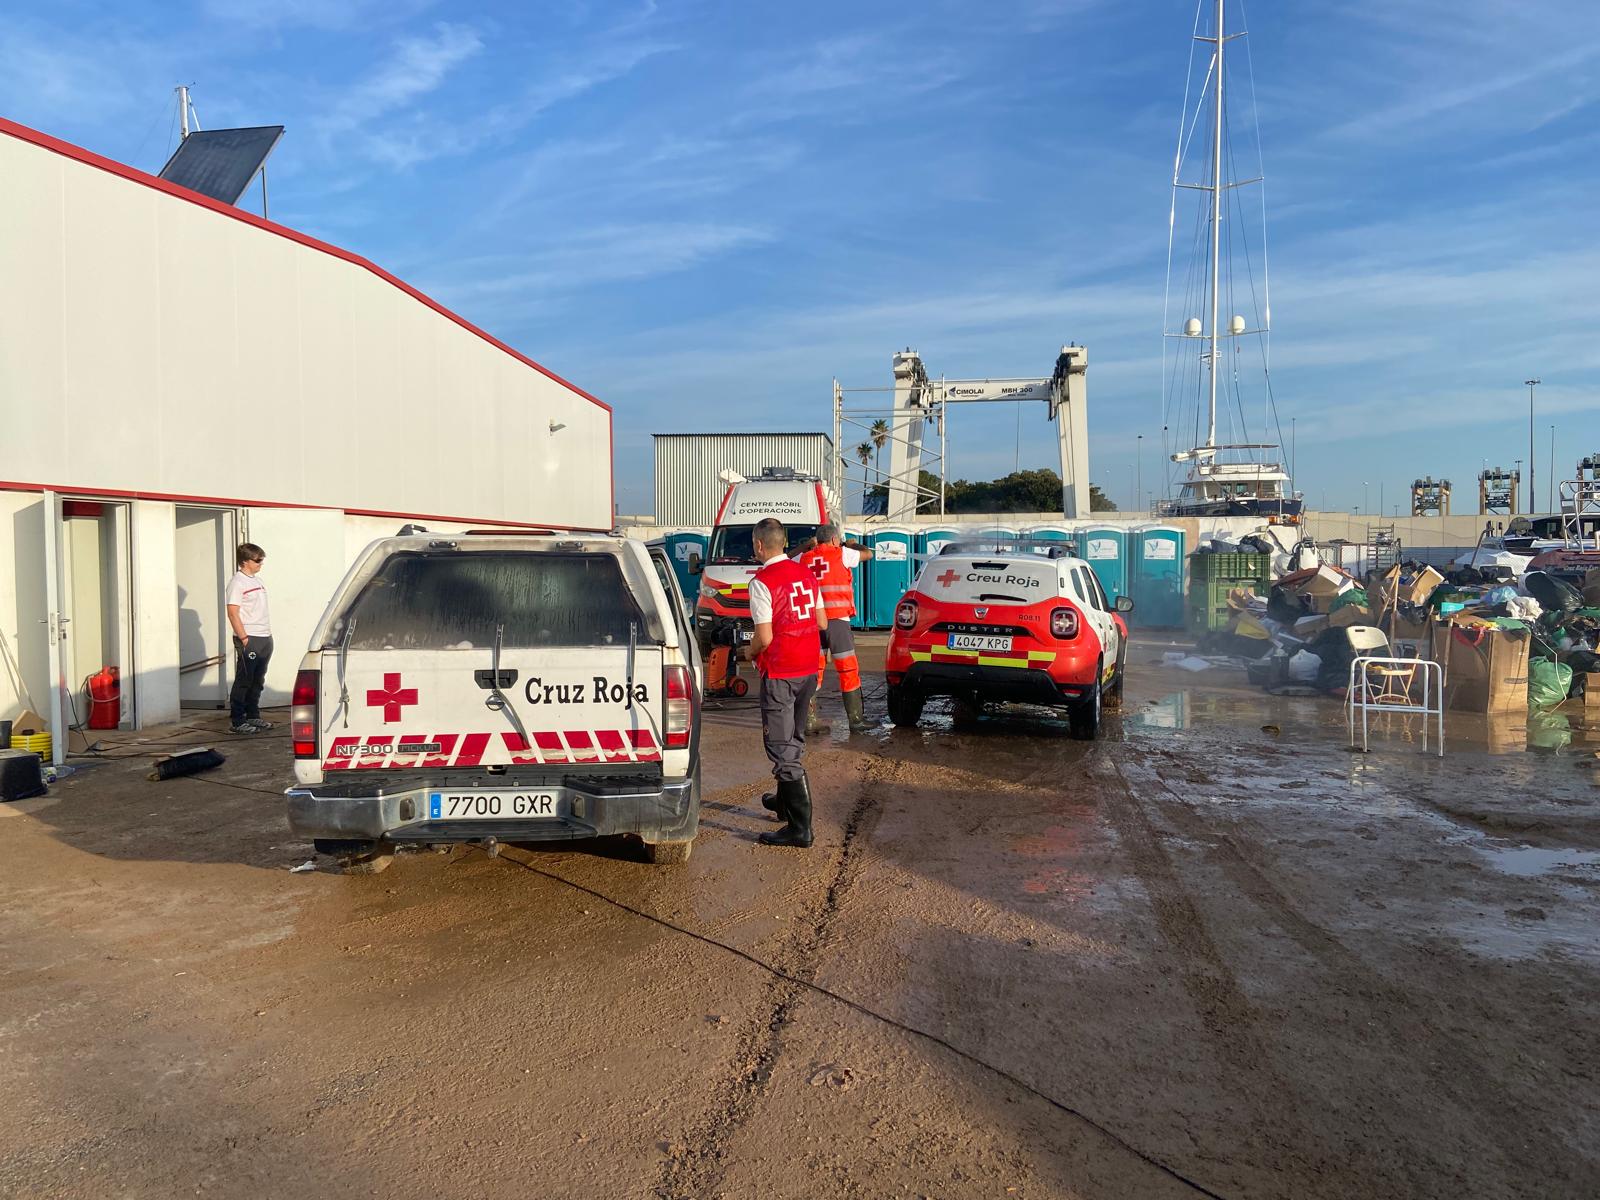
[654,434,835,525]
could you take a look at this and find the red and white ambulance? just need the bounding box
[691,467,842,656]
[884,540,1132,738]
[285,533,702,870]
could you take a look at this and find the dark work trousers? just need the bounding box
[230,635,274,724]
[759,672,816,782]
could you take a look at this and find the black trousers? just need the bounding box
[229,635,274,723]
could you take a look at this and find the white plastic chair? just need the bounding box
[1346,655,1444,756]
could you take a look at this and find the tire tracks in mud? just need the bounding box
[1127,751,1575,1195]
[1096,745,1346,1191]
[654,751,899,1200]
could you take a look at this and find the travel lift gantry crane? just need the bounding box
[831,347,1090,521]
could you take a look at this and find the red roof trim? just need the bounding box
[0,479,612,534]
[0,116,611,418]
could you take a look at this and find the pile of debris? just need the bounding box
[1192,559,1600,713]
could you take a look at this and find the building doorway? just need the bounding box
[57,498,134,732]
[176,506,237,711]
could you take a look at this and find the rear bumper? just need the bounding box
[898,661,1091,707]
[286,772,699,845]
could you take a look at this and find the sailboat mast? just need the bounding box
[1206,0,1224,453]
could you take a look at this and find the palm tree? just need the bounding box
[855,441,873,469]
[870,419,889,485]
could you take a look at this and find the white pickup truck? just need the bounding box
[285,533,703,870]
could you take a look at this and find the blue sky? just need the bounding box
[4,0,1599,517]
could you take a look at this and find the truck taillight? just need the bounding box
[291,669,320,759]
[1049,607,1080,639]
[895,599,918,629]
[664,665,692,750]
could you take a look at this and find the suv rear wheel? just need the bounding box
[887,684,925,728]
[1068,666,1102,741]
[1104,645,1126,712]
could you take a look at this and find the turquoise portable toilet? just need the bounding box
[1024,523,1077,556]
[865,527,915,628]
[1132,524,1185,627]
[974,524,1018,550]
[1080,524,1129,602]
[845,526,869,623]
[663,529,709,602]
[916,526,960,573]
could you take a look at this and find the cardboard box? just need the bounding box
[1291,564,1358,614]
[1293,613,1329,637]
[8,708,47,737]
[1372,564,1445,610]
[1430,624,1531,714]
[1329,605,1373,629]
[1583,672,1600,708]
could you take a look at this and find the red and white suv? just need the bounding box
[884,542,1132,738]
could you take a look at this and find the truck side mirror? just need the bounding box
[688,553,702,575]
[1115,595,1135,614]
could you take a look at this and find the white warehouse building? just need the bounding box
[0,117,613,750]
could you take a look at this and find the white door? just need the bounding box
[41,490,68,767]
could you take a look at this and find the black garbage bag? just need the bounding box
[1524,571,1582,614]
[1308,627,1360,692]
[1267,583,1309,626]
[1565,648,1600,676]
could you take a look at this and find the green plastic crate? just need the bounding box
[1189,551,1271,586]
[1186,576,1266,635]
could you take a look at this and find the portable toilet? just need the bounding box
[865,527,915,629]
[1132,524,1186,627]
[1024,523,1077,556]
[663,529,709,602]
[1080,524,1129,603]
[973,524,1018,550]
[916,526,960,572]
[844,526,869,623]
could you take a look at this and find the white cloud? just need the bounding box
[430,222,774,305]
[316,22,480,142]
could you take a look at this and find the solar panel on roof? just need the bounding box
[157,126,283,205]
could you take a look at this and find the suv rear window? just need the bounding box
[709,523,821,564]
[341,552,645,649]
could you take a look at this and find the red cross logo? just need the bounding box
[789,580,816,619]
[366,672,418,723]
[805,554,828,580]
[937,569,961,588]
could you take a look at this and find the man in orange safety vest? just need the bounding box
[796,524,874,734]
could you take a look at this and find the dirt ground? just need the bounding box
[3,633,1598,1200]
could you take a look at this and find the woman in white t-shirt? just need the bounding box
[225,543,273,734]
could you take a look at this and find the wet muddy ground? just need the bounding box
[3,634,1597,1199]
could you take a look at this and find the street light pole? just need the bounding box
[1136,434,1143,514]
[1525,379,1541,513]
[1549,423,1556,513]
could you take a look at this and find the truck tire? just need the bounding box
[645,839,693,865]
[1069,667,1102,741]
[339,841,396,875]
[887,684,924,728]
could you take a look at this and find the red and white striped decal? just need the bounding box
[323,729,661,770]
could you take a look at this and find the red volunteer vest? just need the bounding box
[754,556,821,679]
[800,542,856,620]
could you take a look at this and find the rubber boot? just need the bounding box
[842,689,870,733]
[805,697,831,736]
[760,777,788,822]
[759,775,813,848]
